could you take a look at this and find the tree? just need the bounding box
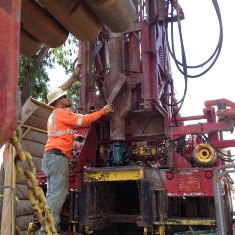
[18,35,80,105]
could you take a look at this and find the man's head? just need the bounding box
[47,87,71,108]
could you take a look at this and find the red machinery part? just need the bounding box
[163,169,215,197]
[166,171,174,180]
[0,0,21,147]
[205,170,213,179]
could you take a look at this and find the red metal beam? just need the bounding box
[204,99,235,108]
[0,0,21,147]
[170,121,234,140]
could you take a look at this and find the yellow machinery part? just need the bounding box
[133,145,157,157]
[154,218,216,226]
[193,143,217,166]
[154,219,216,235]
[83,166,144,182]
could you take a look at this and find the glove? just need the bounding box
[73,134,85,142]
[103,104,114,114]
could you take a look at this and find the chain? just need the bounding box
[10,126,58,235]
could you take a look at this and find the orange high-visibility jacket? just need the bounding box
[45,108,106,158]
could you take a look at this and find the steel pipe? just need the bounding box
[21,0,69,48]
[85,0,136,32]
[213,164,235,235]
[38,0,101,42]
[20,28,42,57]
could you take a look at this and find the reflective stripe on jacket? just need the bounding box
[45,108,106,158]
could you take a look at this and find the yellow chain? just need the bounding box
[10,126,58,235]
[16,225,24,235]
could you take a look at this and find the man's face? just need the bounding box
[59,95,71,107]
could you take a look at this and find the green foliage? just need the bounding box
[18,34,80,105]
[19,55,50,103]
[48,35,79,75]
[67,80,81,108]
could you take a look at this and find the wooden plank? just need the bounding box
[22,128,47,145]
[24,114,47,131]
[21,140,44,159]
[21,99,38,124]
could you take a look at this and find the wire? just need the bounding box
[167,0,223,78]
[201,134,235,163]
[72,57,78,71]
[165,0,223,116]
[165,1,188,117]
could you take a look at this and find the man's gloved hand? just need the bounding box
[73,134,86,142]
[103,104,114,114]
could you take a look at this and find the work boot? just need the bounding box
[58,230,68,235]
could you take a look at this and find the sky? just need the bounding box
[169,0,235,154]
[171,0,235,116]
[48,0,235,142]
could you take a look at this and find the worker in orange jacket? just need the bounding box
[39,87,114,235]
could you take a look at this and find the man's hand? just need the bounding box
[104,104,114,114]
[73,134,86,142]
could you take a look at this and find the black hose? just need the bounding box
[165,0,223,116]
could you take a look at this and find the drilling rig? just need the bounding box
[38,1,235,234]
[1,0,235,235]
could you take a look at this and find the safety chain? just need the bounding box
[10,126,58,235]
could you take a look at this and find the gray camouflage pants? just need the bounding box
[39,152,69,234]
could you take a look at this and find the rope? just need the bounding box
[10,126,58,235]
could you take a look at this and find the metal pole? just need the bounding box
[213,164,235,235]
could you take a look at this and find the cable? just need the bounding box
[72,57,78,71]
[165,0,223,116]
[201,134,235,163]
[165,1,188,117]
[167,0,223,78]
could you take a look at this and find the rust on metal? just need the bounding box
[217,108,235,120]
[20,28,42,57]
[0,0,20,147]
[102,33,131,141]
[154,218,216,226]
[37,0,102,42]
[178,174,201,192]
[83,166,144,182]
[19,0,137,56]
[21,0,69,48]
[85,0,136,32]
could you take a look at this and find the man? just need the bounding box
[39,87,114,235]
